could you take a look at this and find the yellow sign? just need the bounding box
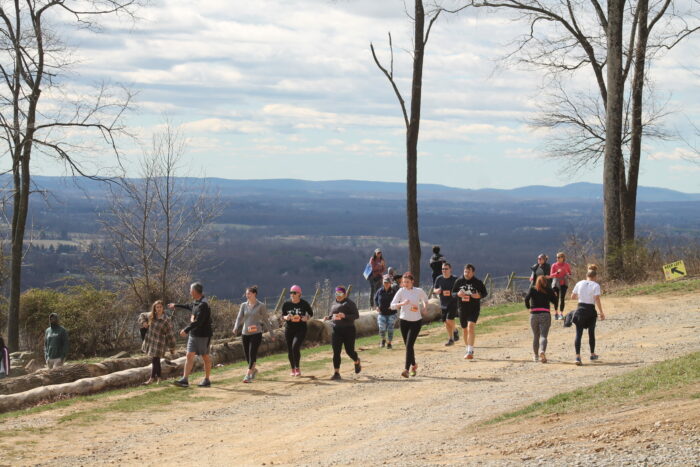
[662,260,687,281]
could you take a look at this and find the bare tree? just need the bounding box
[97,124,222,309]
[371,1,465,283]
[0,1,140,350]
[457,0,699,277]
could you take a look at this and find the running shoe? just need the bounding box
[380,339,386,348]
[243,374,252,383]
[539,352,547,364]
[445,339,454,347]
[453,330,459,341]
[463,349,470,359]
[533,355,539,362]
[386,343,392,350]
[354,360,362,374]
[575,357,582,366]
[466,351,474,360]
[331,372,342,381]
[290,370,297,376]
[295,369,301,377]
[197,378,211,387]
[590,354,599,361]
[173,378,189,388]
[401,369,409,378]
[251,368,259,380]
[409,365,417,377]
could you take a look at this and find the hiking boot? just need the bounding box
[197,378,211,387]
[453,330,459,341]
[354,360,362,374]
[445,339,454,346]
[331,372,342,381]
[386,343,392,350]
[380,339,386,348]
[590,354,599,361]
[173,378,189,388]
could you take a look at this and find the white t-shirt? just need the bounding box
[390,287,428,321]
[572,280,601,305]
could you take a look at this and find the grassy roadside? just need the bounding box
[486,351,700,425]
[611,277,700,297]
[1,302,528,423]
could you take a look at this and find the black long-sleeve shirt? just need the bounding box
[451,276,488,313]
[327,299,359,328]
[524,287,557,312]
[177,298,213,338]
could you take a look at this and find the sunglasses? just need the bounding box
[290,291,298,295]
[441,267,450,270]
[335,291,345,296]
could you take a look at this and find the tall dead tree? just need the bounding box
[459,0,699,277]
[98,124,222,308]
[0,1,139,350]
[371,1,462,283]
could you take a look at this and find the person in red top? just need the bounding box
[368,248,387,308]
[549,252,572,320]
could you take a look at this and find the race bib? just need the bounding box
[411,305,418,312]
[333,314,342,321]
[443,290,451,297]
[462,296,470,302]
[291,315,301,323]
[247,325,259,333]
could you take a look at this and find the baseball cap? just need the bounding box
[290,285,302,294]
[382,275,391,283]
[374,248,381,253]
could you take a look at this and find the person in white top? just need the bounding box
[390,272,429,378]
[570,265,606,366]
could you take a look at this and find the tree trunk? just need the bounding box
[406,0,426,283]
[603,0,625,278]
[622,0,649,246]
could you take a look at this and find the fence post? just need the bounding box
[274,288,287,313]
[506,272,515,292]
[483,273,491,294]
[311,286,320,309]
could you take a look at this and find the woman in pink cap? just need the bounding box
[281,285,314,376]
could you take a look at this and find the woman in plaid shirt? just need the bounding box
[142,300,177,384]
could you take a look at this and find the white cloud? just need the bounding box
[648,147,696,161]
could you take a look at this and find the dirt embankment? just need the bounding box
[1,292,698,466]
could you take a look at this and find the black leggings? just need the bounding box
[285,325,307,369]
[242,333,263,369]
[575,324,596,354]
[554,285,568,312]
[332,326,359,369]
[150,357,161,379]
[400,319,422,371]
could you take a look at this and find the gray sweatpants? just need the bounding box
[530,313,551,355]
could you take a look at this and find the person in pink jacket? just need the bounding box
[549,252,572,320]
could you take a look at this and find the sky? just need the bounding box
[30,0,700,192]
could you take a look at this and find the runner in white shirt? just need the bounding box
[390,272,429,378]
[570,265,606,366]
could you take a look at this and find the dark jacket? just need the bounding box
[328,298,360,328]
[177,297,213,338]
[375,287,398,316]
[429,253,445,280]
[452,276,488,313]
[524,287,557,312]
[44,324,69,361]
[530,262,552,288]
[0,346,9,377]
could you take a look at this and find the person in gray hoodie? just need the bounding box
[233,286,275,383]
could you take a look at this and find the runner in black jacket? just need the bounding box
[451,264,488,360]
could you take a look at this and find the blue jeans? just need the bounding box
[377,314,397,341]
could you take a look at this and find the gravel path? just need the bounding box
[1,292,699,466]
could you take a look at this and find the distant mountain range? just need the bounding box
[22,176,700,203]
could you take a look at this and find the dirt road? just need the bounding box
[1,292,699,466]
